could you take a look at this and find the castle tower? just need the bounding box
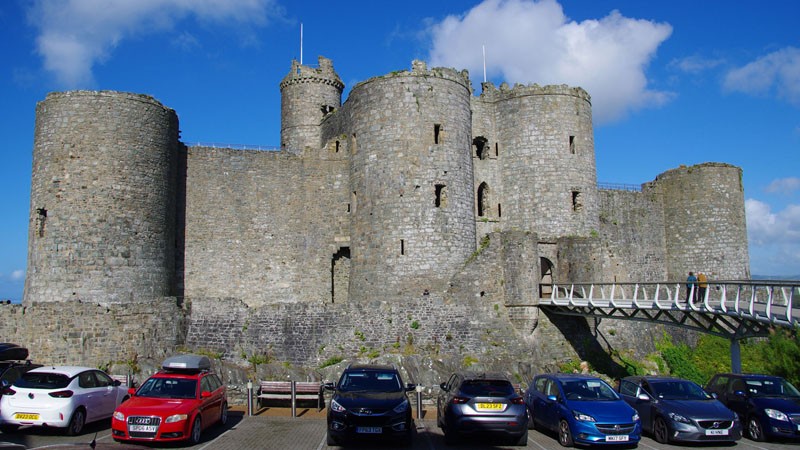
[25,91,179,305]
[346,61,476,301]
[279,56,344,154]
[655,163,750,281]
[482,84,598,240]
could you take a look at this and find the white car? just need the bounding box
[0,366,128,435]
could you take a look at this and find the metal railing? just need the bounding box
[597,182,642,192]
[185,142,280,151]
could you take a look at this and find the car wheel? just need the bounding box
[444,427,458,446]
[326,430,338,446]
[189,416,202,444]
[514,428,528,446]
[653,416,670,443]
[747,416,765,442]
[0,424,20,433]
[66,408,86,436]
[558,419,574,447]
[220,402,228,426]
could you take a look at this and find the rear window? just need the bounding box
[15,372,71,389]
[459,379,514,397]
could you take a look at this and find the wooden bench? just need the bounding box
[257,380,323,411]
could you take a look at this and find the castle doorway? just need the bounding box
[332,247,350,303]
[539,257,554,298]
[477,182,489,217]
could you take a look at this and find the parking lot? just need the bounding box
[2,406,800,450]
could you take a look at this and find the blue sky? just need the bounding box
[1,0,799,301]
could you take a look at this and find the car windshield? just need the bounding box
[15,372,70,389]
[562,379,618,401]
[745,378,800,398]
[338,371,402,393]
[650,380,709,400]
[137,377,198,399]
[460,379,515,397]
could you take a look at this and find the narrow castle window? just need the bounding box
[335,140,340,153]
[477,182,489,217]
[497,203,502,217]
[569,135,576,154]
[572,191,583,212]
[321,105,335,115]
[495,142,499,157]
[434,124,442,144]
[400,239,405,255]
[36,207,47,237]
[435,184,447,207]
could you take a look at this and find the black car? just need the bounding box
[437,371,528,446]
[618,375,741,443]
[325,364,415,446]
[705,373,800,442]
[0,343,41,393]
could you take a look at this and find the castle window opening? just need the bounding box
[569,135,576,154]
[572,191,583,212]
[497,203,502,217]
[477,182,489,217]
[331,246,351,304]
[347,203,350,213]
[473,136,488,160]
[435,184,447,207]
[321,105,335,115]
[495,142,499,157]
[36,207,47,237]
[335,140,340,153]
[434,124,442,144]
[400,239,405,255]
[540,257,554,297]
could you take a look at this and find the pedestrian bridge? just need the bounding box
[538,280,800,372]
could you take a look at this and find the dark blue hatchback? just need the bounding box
[525,373,641,447]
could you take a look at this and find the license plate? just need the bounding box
[606,435,629,442]
[129,424,158,432]
[475,403,503,411]
[706,429,728,436]
[356,427,382,434]
[14,413,39,420]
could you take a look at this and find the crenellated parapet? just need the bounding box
[479,81,591,104]
[279,56,344,92]
[350,60,471,93]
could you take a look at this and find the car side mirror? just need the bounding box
[637,393,650,402]
[405,383,416,392]
[113,379,122,387]
[127,387,136,395]
[733,390,747,398]
[439,382,448,391]
[709,392,718,399]
[323,382,335,391]
[547,394,558,402]
[201,390,212,398]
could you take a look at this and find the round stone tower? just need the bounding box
[346,61,476,302]
[488,84,598,239]
[25,91,179,305]
[279,56,344,154]
[655,163,750,281]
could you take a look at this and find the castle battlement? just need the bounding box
[478,80,591,103]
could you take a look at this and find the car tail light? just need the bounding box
[49,390,74,398]
[511,397,525,405]
[451,396,469,404]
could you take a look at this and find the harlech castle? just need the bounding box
[5,57,749,376]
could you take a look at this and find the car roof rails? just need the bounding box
[161,354,211,373]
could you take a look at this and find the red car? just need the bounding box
[111,355,227,444]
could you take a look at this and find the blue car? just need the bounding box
[705,373,800,442]
[525,374,641,447]
[619,376,741,443]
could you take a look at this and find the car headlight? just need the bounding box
[393,399,409,414]
[765,408,789,422]
[632,412,640,422]
[165,414,188,423]
[573,410,595,422]
[113,411,125,421]
[668,412,691,424]
[330,399,346,413]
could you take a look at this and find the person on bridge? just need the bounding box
[697,272,708,303]
[686,271,697,303]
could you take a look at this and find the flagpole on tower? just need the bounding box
[300,23,303,65]
[482,45,487,83]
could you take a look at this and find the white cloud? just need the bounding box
[669,55,724,74]
[27,0,278,87]
[746,198,800,276]
[765,177,800,195]
[425,0,673,124]
[10,270,24,281]
[723,47,800,107]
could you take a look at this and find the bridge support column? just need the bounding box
[730,339,742,374]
